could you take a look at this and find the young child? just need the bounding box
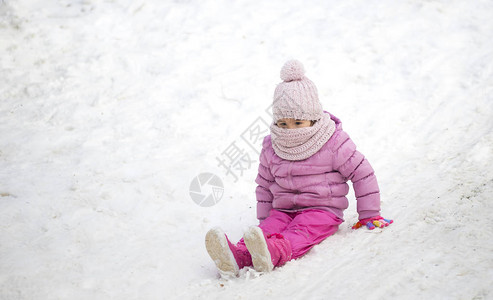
[205,59,392,276]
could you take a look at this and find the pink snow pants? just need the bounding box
[237,209,343,263]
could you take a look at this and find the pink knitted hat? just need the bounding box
[272,60,323,122]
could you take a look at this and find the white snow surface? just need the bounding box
[1,0,493,299]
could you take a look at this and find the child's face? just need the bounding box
[275,118,314,129]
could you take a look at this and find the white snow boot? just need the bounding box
[243,226,275,272]
[244,226,292,273]
[205,227,239,276]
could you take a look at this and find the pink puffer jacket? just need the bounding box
[255,112,381,221]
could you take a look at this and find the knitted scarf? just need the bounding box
[270,113,336,161]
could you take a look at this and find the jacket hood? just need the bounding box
[324,111,342,130]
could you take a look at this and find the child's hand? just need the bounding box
[352,216,393,230]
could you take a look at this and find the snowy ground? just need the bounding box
[1,0,493,299]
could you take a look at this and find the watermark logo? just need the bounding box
[190,100,276,206]
[215,112,273,183]
[189,172,224,207]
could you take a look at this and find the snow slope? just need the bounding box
[1,0,492,299]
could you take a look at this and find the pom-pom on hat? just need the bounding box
[272,59,323,122]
